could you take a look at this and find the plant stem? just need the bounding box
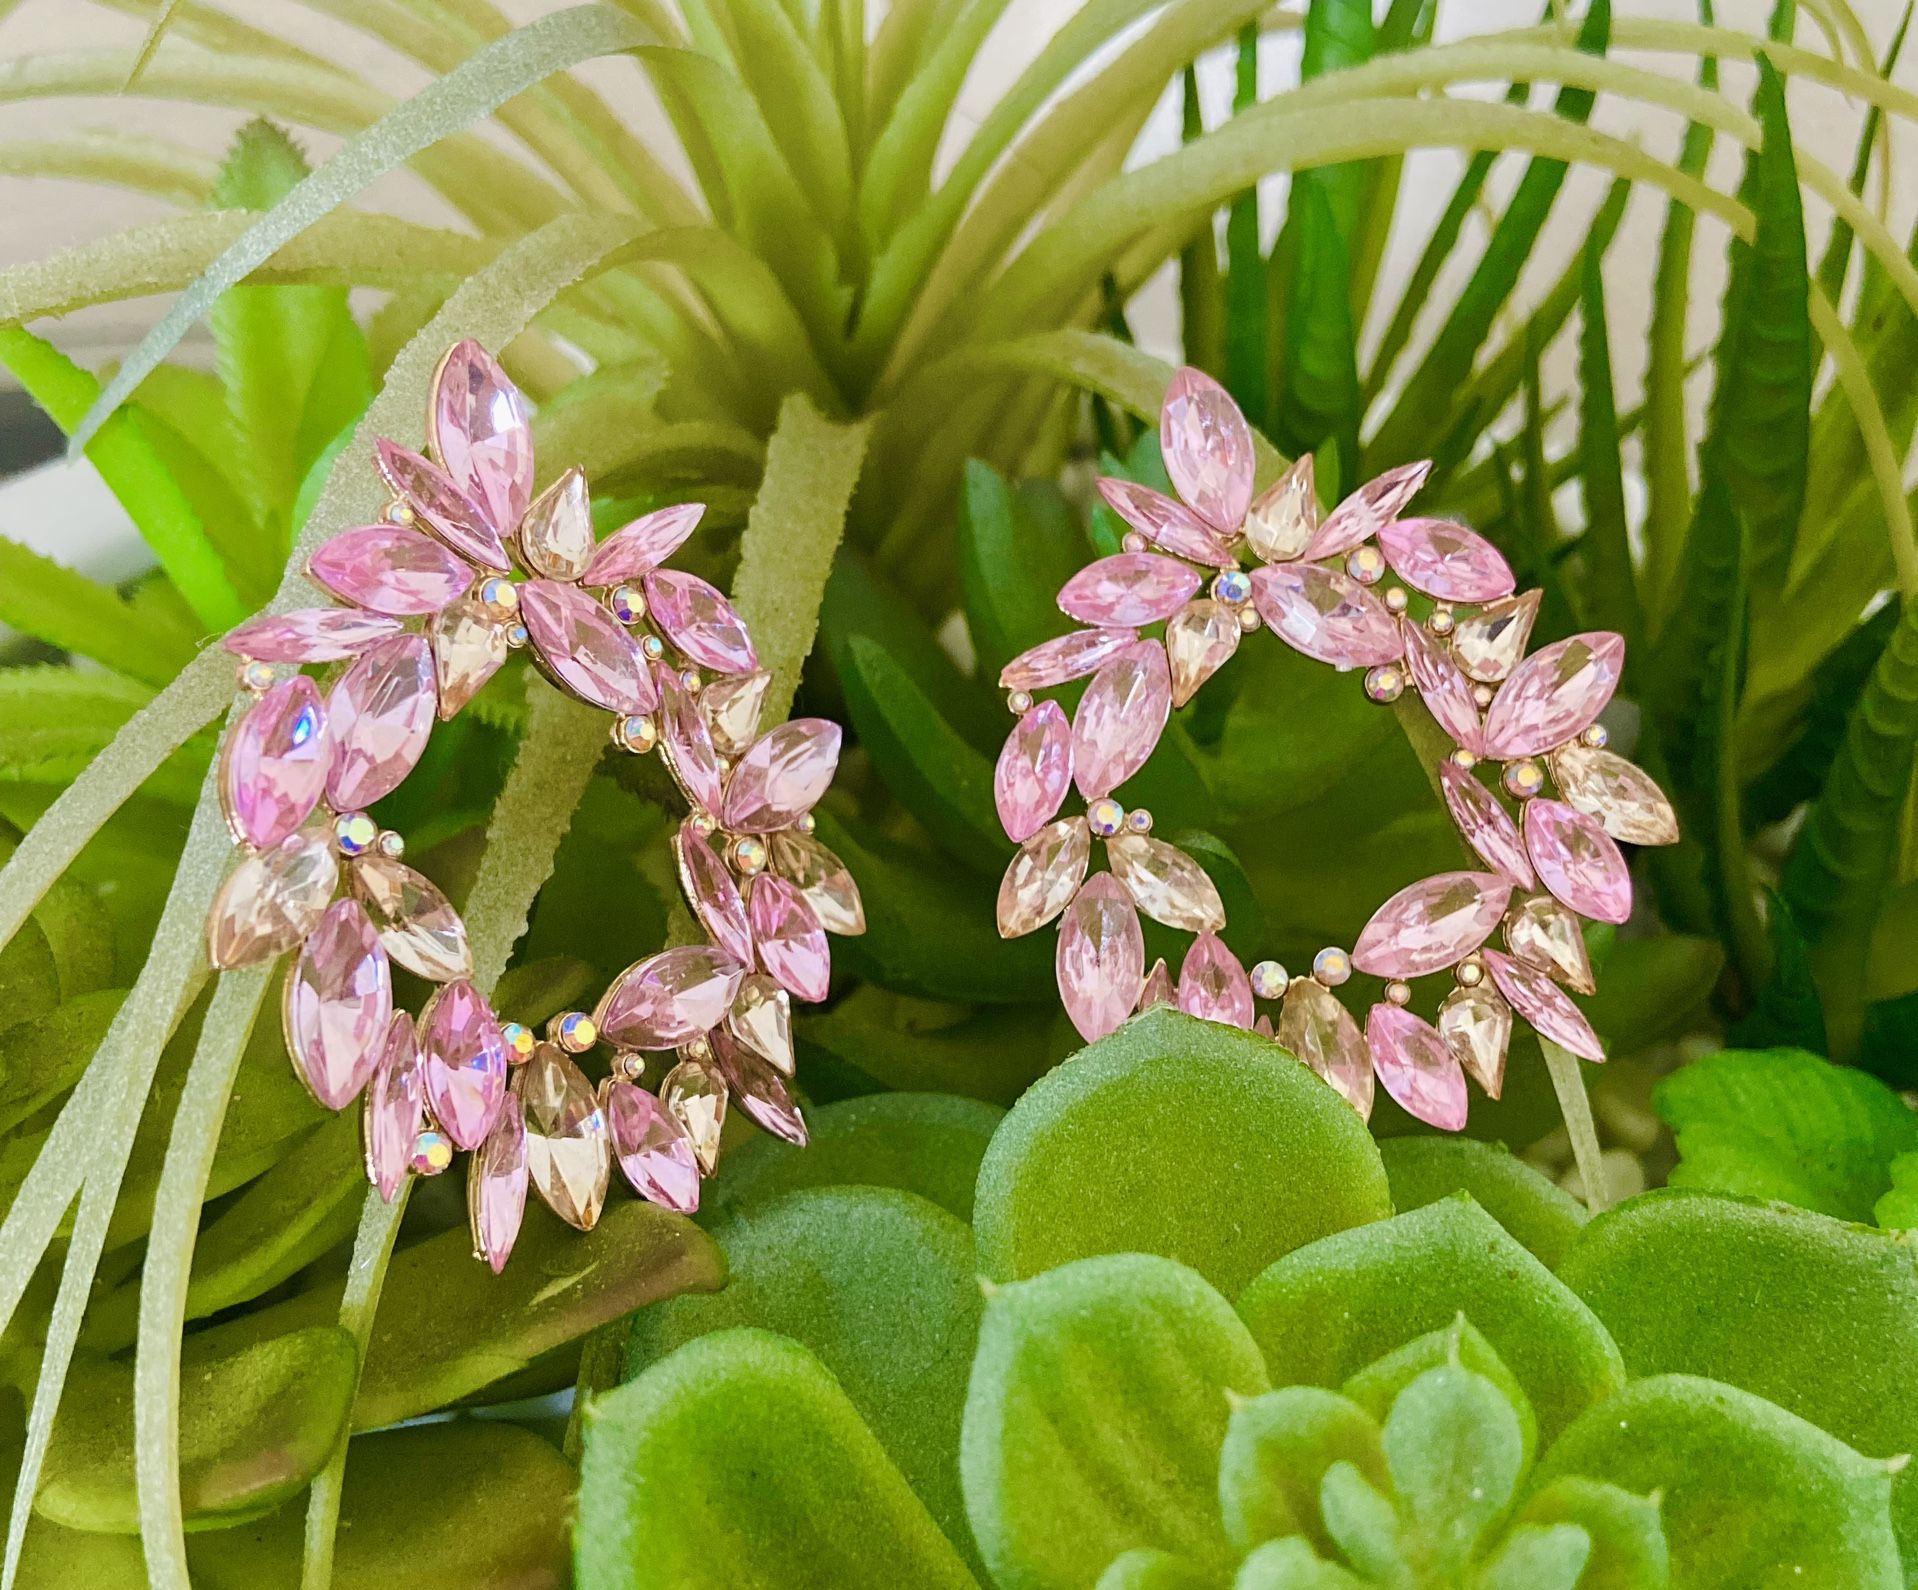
[1541,1038,1610,1214]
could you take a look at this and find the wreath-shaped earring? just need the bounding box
[206,341,862,1270]
[993,368,1677,1128]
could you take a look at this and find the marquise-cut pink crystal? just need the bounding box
[1161,366,1255,533]
[1072,641,1171,800]
[603,1078,701,1212]
[1097,478,1238,567]
[308,526,472,616]
[326,633,437,810]
[1439,760,1536,890]
[1351,871,1512,979]
[516,467,595,582]
[722,720,840,833]
[1057,553,1201,628]
[643,569,759,675]
[224,608,404,663]
[1178,932,1254,1028]
[285,899,391,1111]
[1055,873,1144,1042]
[1376,518,1515,603]
[712,1028,808,1147]
[596,946,745,1050]
[999,628,1139,691]
[1480,632,1625,759]
[1551,745,1680,847]
[1139,958,1175,1012]
[1440,984,1512,1099]
[1482,949,1604,1062]
[1165,600,1240,708]
[1106,832,1224,932]
[657,670,725,814]
[748,873,830,1002]
[420,978,508,1150]
[428,593,509,720]
[1403,623,1482,753]
[1367,1004,1468,1131]
[1279,978,1373,1119]
[997,817,1091,938]
[362,1012,423,1202]
[374,439,509,572]
[207,828,338,970]
[1251,564,1402,668]
[468,1094,528,1275]
[995,700,1072,843]
[349,852,473,982]
[430,339,533,537]
[1299,461,1432,561]
[520,579,657,715]
[768,828,865,936]
[222,676,329,850]
[677,823,755,966]
[1524,799,1633,925]
[580,502,704,586]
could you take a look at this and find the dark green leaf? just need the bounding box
[1222,25,1265,421]
[1275,178,1360,468]
[1725,892,1827,1052]
[1574,246,1642,656]
[1377,1137,1589,1270]
[1178,69,1225,380]
[957,461,1085,681]
[801,997,1065,1106]
[1858,986,1918,1088]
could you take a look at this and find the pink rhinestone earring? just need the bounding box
[993,367,1678,1128]
[207,341,862,1271]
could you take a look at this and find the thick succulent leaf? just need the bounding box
[1236,1197,1625,1447]
[626,1187,982,1556]
[576,1329,978,1589]
[1537,1374,1903,1590]
[1583,934,1724,1053]
[1377,1137,1589,1271]
[957,461,1087,681]
[1342,1318,1538,1477]
[0,543,196,689]
[1381,1363,1526,1576]
[36,1327,356,1532]
[973,1009,1392,1295]
[1513,1477,1670,1590]
[0,990,122,1136]
[1654,1048,1918,1222]
[1094,1549,1220,1590]
[1875,1150,1918,1229]
[1218,1385,1388,1560]
[188,1423,573,1589]
[1232,1537,1367,1588]
[1559,1188,1918,1565]
[700,1091,1004,1226]
[961,1254,1267,1587]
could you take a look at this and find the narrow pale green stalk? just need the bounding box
[1541,1039,1610,1214]
[123,0,184,85]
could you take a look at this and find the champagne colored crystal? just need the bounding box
[1161,366,1255,532]
[1106,833,1225,932]
[1250,564,1402,668]
[516,466,595,581]
[581,502,704,586]
[363,1013,423,1201]
[221,675,329,850]
[728,971,794,1074]
[643,568,760,674]
[676,822,755,965]
[658,670,725,814]
[468,1094,528,1274]
[1439,983,1511,1099]
[1480,633,1625,759]
[520,579,657,715]
[326,633,437,810]
[999,627,1139,691]
[1243,456,1319,564]
[1438,760,1536,890]
[1376,517,1514,602]
[1139,958,1175,1011]
[603,1078,701,1212]
[1299,461,1431,561]
[1505,894,1597,994]
[1524,799,1633,924]
[516,1043,611,1231]
[420,978,508,1149]
[308,526,473,616]
[1096,478,1237,567]
[1351,871,1511,979]
[430,339,533,537]
[349,852,473,982]
[1367,1003,1468,1130]
[284,899,391,1111]
[711,1028,807,1147]
[662,1056,727,1173]
[1057,553,1203,628]
[596,946,745,1050]
[1550,744,1680,846]
[722,720,841,833]
[698,668,771,756]
[768,829,865,935]
[1165,599,1241,707]
[1071,641,1171,800]
[748,873,831,1002]
[997,817,1091,937]
[1055,873,1145,1042]
[427,593,509,720]
[1278,978,1373,1119]
[373,438,509,572]
[995,700,1072,842]
[1450,589,1541,682]
[207,829,338,969]
[1403,622,1482,753]
[1482,949,1604,1062]
[1178,932,1254,1028]
[224,607,403,663]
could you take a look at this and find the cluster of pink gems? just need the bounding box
[994,367,1680,1130]
[206,341,863,1272]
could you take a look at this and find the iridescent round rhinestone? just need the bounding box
[480,577,518,613]
[1503,759,1546,799]
[1121,531,1148,553]
[1251,959,1290,999]
[1211,569,1253,606]
[1087,797,1126,837]
[1345,546,1386,585]
[501,1022,537,1062]
[1008,690,1034,714]
[690,812,718,836]
[557,1011,598,1052]
[613,714,658,754]
[506,623,529,648]
[609,584,643,623]
[1237,606,1260,632]
[1457,957,1485,987]
[409,1127,454,1175]
[615,1050,646,1082]
[794,812,816,835]
[239,659,277,693]
[1451,748,1479,770]
[377,830,405,859]
[680,669,700,692]
[641,634,666,660]
[1125,808,1154,834]
[1428,607,1455,636]
[386,500,415,525]
[731,835,769,875]
[1582,724,1609,748]
[1473,683,1496,707]
[1386,981,1412,1005]
[334,810,378,856]
[1313,946,1352,986]
[1364,664,1405,704]
[1384,587,1410,614]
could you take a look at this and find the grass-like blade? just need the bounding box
[1222,24,1264,418]
[1726,890,1829,1055]
[957,460,1084,681]
[0,540,197,688]
[1177,66,1223,377]
[1574,244,1644,659]
[1813,3,1911,305]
